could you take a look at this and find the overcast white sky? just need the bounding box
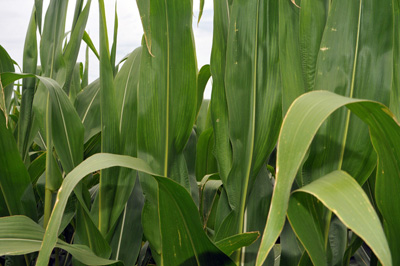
[0,0,213,97]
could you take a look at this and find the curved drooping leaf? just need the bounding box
[287,171,390,266]
[256,91,400,266]
[0,215,120,265]
[303,0,393,185]
[136,0,198,259]
[36,153,158,265]
[36,153,234,265]
[221,0,281,241]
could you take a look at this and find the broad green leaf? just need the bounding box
[288,171,391,266]
[136,0,197,183]
[279,0,305,113]
[0,113,37,220]
[221,0,281,242]
[109,177,144,264]
[215,232,259,256]
[210,0,231,185]
[75,205,111,259]
[136,0,198,258]
[36,153,159,265]
[47,74,84,174]
[0,215,120,265]
[97,0,121,234]
[304,0,393,185]
[153,175,235,265]
[110,47,141,231]
[256,91,398,265]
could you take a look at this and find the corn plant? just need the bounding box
[0,0,400,265]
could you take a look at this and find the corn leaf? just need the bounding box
[97,0,121,234]
[136,0,198,258]
[196,64,211,116]
[219,0,281,241]
[299,0,327,92]
[287,171,391,266]
[153,175,235,265]
[110,47,141,231]
[75,79,100,142]
[210,0,231,185]
[19,6,38,162]
[303,0,393,185]
[36,153,159,265]
[390,0,400,120]
[279,0,305,113]
[0,46,15,127]
[256,91,399,266]
[108,177,144,264]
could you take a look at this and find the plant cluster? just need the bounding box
[0,0,399,265]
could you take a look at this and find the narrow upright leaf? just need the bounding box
[221,0,281,241]
[97,0,121,235]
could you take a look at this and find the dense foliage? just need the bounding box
[0,0,399,265]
